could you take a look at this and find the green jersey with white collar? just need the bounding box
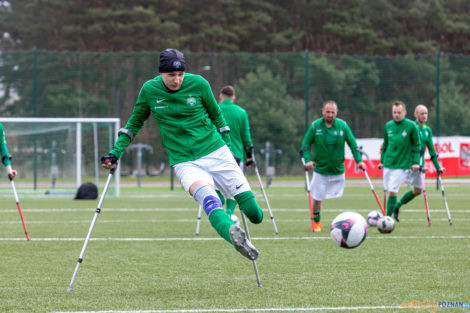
[218,99,252,161]
[301,117,362,175]
[416,121,440,170]
[110,73,232,166]
[380,118,421,169]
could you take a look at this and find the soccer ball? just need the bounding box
[367,210,383,227]
[377,216,395,233]
[231,214,240,227]
[330,212,368,249]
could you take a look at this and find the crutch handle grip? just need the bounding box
[8,173,13,181]
[109,165,117,175]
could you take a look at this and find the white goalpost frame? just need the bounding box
[0,117,121,197]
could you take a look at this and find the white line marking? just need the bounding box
[1,235,469,241]
[0,218,467,224]
[50,305,404,312]
[0,208,468,213]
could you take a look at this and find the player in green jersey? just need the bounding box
[102,49,263,261]
[0,123,17,179]
[392,104,445,221]
[378,101,421,218]
[218,86,255,220]
[300,101,365,232]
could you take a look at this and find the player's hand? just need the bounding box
[7,168,17,180]
[437,168,446,174]
[411,164,420,172]
[101,153,118,170]
[357,162,366,171]
[245,158,256,168]
[378,163,383,170]
[305,161,315,170]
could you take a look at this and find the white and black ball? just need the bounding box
[330,212,368,249]
[377,216,395,233]
[367,210,383,227]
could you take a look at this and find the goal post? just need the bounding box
[0,117,120,197]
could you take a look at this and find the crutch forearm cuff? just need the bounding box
[2,154,12,165]
[118,128,134,141]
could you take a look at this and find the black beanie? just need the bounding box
[159,48,186,73]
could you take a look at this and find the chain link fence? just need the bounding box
[0,50,468,177]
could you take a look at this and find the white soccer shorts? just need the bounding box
[309,172,345,201]
[383,168,406,193]
[404,169,424,189]
[173,145,251,198]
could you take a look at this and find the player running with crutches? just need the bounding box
[391,104,445,224]
[217,85,278,234]
[0,123,29,240]
[300,101,365,232]
[378,101,421,222]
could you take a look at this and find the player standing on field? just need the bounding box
[101,49,263,261]
[218,85,256,218]
[378,101,421,218]
[300,101,365,232]
[0,123,17,179]
[392,104,445,221]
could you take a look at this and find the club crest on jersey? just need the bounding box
[402,131,407,137]
[187,95,196,106]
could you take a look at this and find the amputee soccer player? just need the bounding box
[392,104,445,221]
[300,101,365,232]
[378,101,421,218]
[217,85,256,219]
[0,123,17,179]
[101,49,263,260]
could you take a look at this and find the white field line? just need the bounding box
[0,207,469,213]
[1,235,470,241]
[0,217,468,224]
[50,305,404,312]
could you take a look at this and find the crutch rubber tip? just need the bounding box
[257,283,262,288]
[67,286,72,292]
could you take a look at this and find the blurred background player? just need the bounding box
[392,104,446,221]
[300,101,365,232]
[0,122,17,179]
[218,85,256,220]
[101,48,263,260]
[378,101,421,218]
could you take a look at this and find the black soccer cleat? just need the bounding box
[393,208,400,222]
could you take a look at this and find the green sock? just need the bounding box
[396,190,416,211]
[386,195,397,216]
[313,210,321,222]
[208,208,234,244]
[226,199,237,216]
[235,191,263,224]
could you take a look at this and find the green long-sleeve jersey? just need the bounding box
[0,123,11,166]
[301,117,362,175]
[416,121,441,170]
[380,118,421,169]
[218,99,252,161]
[110,73,232,166]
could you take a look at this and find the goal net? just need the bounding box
[0,118,120,197]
